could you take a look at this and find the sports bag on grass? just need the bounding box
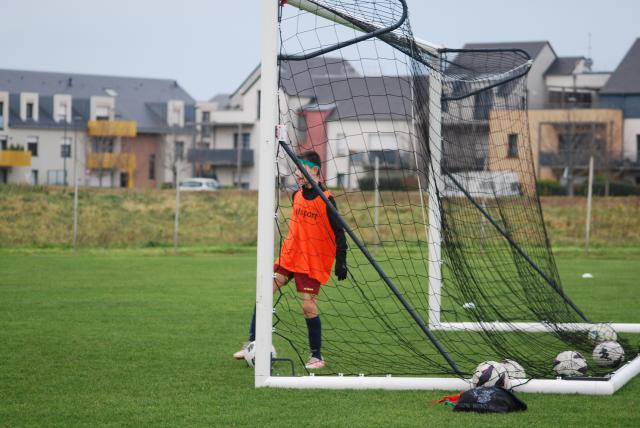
[453,387,527,413]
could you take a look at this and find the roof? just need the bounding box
[279,57,361,97]
[228,64,261,99]
[601,38,640,95]
[209,93,231,108]
[545,57,585,76]
[461,41,553,59]
[296,75,418,122]
[0,68,195,133]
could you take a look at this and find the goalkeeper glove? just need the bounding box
[335,256,348,281]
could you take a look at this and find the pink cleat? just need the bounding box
[233,342,250,360]
[305,357,325,369]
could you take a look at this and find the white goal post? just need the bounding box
[255,0,640,394]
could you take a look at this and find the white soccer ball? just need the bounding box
[501,359,527,379]
[471,361,511,389]
[593,341,625,368]
[553,351,588,377]
[243,341,277,368]
[587,323,617,344]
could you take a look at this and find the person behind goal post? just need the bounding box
[234,150,348,369]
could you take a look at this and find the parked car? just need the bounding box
[179,178,220,191]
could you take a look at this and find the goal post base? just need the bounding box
[260,355,640,395]
[430,322,640,334]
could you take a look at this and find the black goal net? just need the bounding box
[269,0,635,379]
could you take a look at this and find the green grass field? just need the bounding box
[1,249,639,427]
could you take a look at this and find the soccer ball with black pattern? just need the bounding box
[593,341,625,368]
[553,351,588,377]
[587,323,617,344]
[243,341,277,368]
[471,361,511,389]
[501,358,527,379]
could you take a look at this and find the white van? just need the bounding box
[443,171,521,198]
[179,178,220,192]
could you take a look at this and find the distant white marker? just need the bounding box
[582,273,593,279]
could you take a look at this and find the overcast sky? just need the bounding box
[2,0,638,100]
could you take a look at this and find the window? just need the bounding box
[26,102,34,120]
[31,170,38,185]
[175,141,184,160]
[149,153,156,180]
[257,90,261,119]
[0,101,4,129]
[298,114,307,132]
[59,103,68,122]
[172,108,181,125]
[233,132,251,149]
[201,111,211,138]
[92,139,114,153]
[0,136,7,150]
[442,99,449,113]
[27,137,38,157]
[95,106,110,121]
[473,90,494,121]
[368,133,396,152]
[47,170,66,185]
[336,133,347,156]
[181,181,203,188]
[507,134,518,158]
[61,137,72,158]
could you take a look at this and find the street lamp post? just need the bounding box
[72,116,83,253]
[63,117,68,186]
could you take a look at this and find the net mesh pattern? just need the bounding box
[270,0,634,378]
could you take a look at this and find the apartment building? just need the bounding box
[0,69,195,188]
[600,38,640,184]
[200,40,638,192]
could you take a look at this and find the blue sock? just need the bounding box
[249,305,256,342]
[305,316,322,359]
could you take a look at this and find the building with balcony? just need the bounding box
[204,57,415,190]
[456,41,637,194]
[600,38,640,185]
[0,69,195,188]
[195,65,263,189]
[207,39,638,192]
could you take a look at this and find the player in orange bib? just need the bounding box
[233,150,348,369]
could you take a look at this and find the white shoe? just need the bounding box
[305,356,325,369]
[233,342,250,360]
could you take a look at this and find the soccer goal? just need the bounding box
[254,0,640,394]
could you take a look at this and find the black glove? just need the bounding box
[335,255,348,281]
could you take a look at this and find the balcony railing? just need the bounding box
[187,149,254,167]
[87,120,137,137]
[0,150,32,167]
[86,153,136,170]
[541,102,597,110]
